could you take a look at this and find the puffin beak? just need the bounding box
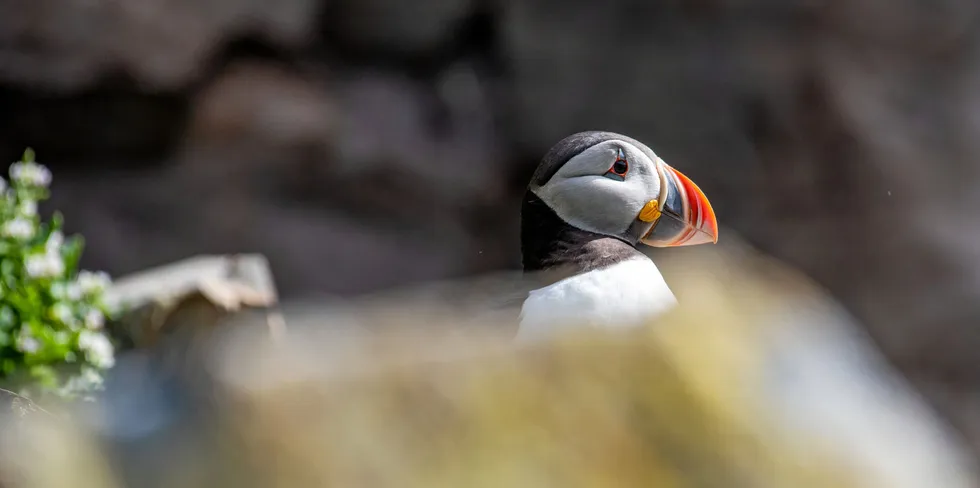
[638,161,718,247]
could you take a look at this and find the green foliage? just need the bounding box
[0,148,116,401]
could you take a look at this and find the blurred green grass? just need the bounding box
[0,243,976,488]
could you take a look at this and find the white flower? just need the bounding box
[25,252,64,278]
[17,201,37,217]
[78,330,114,369]
[49,282,66,299]
[62,367,104,395]
[2,217,34,240]
[84,309,104,330]
[51,302,75,326]
[16,329,39,354]
[67,282,83,300]
[53,330,70,345]
[0,307,15,329]
[0,177,7,193]
[9,161,52,187]
[45,230,63,252]
[50,281,82,300]
[76,270,111,295]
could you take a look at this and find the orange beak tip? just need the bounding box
[669,166,718,247]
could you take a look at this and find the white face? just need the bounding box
[530,139,664,240]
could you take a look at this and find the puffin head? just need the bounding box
[526,131,718,250]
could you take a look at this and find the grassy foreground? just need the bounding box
[0,244,976,488]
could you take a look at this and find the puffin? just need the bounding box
[516,131,719,342]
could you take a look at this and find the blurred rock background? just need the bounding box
[1,0,980,458]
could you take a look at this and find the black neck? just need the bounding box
[521,191,645,276]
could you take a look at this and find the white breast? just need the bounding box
[515,257,677,343]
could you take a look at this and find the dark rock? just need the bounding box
[323,0,476,56]
[0,0,321,91]
[328,64,504,209]
[183,61,337,153]
[0,84,188,171]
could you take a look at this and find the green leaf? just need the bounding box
[2,359,14,375]
[35,222,49,239]
[0,306,16,330]
[29,364,57,388]
[51,212,64,231]
[61,236,84,273]
[24,286,42,314]
[22,148,35,163]
[1,259,15,280]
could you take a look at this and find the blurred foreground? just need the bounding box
[0,242,976,488]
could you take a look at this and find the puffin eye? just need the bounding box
[612,159,628,175]
[604,148,629,181]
